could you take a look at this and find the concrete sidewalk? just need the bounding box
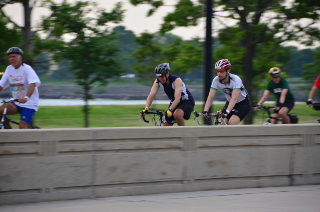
[1,185,320,212]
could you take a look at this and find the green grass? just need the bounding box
[7,103,319,129]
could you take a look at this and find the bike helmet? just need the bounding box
[269,67,281,77]
[7,47,24,56]
[215,59,231,70]
[155,63,170,76]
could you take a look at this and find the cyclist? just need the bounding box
[141,63,195,126]
[0,47,41,129]
[203,59,251,125]
[306,75,320,106]
[254,67,295,124]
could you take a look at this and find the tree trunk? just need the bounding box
[22,0,34,54]
[242,41,257,125]
[84,83,90,128]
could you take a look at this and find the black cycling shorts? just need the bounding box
[273,101,295,113]
[223,98,251,121]
[166,98,195,124]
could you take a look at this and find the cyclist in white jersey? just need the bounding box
[0,47,41,129]
[203,59,251,125]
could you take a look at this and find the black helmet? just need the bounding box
[155,63,170,76]
[7,47,24,56]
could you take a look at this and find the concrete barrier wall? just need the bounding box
[0,124,319,204]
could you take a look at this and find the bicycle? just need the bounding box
[193,111,228,125]
[307,101,320,123]
[0,99,40,129]
[254,104,298,125]
[140,109,167,126]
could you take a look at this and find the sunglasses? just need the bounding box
[156,75,166,78]
[216,70,227,73]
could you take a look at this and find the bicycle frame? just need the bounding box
[0,99,40,129]
[0,103,8,129]
[308,101,320,123]
[255,105,283,125]
[309,101,320,111]
[193,111,228,125]
[0,99,15,129]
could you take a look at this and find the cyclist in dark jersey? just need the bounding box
[141,63,195,126]
[255,67,295,124]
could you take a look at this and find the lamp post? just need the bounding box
[204,0,213,125]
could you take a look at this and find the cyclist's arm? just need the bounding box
[204,88,217,111]
[145,79,160,109]
[26,83,36,97]
[257,90,270,105]
[226,89,241,113]
[279,88,288,105]
[308,86,318,102]
[19,83,36,103]
[170,78,183,110]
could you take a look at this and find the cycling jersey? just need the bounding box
[157,75,193,102]
[266,78,295,103]
[210,73,248,103]
[0,63,41,111]
[313,75,320,88]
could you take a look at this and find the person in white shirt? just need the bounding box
[203,59,251,125]
[0,47,41,129]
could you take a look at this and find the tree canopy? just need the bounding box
[38,0,125,127]
[130,0,320,123]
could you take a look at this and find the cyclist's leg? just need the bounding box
[278,102,294,124]
[18,107,36,129]
[228,115,240,125]
[228,99,251,125]
[272,108,280,124]
[175,99,195,126]
[278,107,290,124]
[2,103,20,129]
[163,122,174,126]
[173,108,185,126]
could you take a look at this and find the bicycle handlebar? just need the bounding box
[194,111,229,118]
[307,101,320,110]
[140,110,165,123]
[254,104,275,110]
[1,99,19,104]
[194,111,219,118]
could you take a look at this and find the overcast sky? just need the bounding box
[2,0,205,40]
[2,0,318,48]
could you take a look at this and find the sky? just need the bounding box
[2,0,318,48]
[2,0,206,40]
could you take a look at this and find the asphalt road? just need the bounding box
[1,185,320,212]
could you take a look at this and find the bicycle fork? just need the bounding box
[0,106,7,129]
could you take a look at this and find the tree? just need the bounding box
[303,48,320,94]
[0,12,22,70]
[130,0,320,124]
[39,0,125,127]
[132,32,203,86]
[112,26,138,74]
[0,0,39,56]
